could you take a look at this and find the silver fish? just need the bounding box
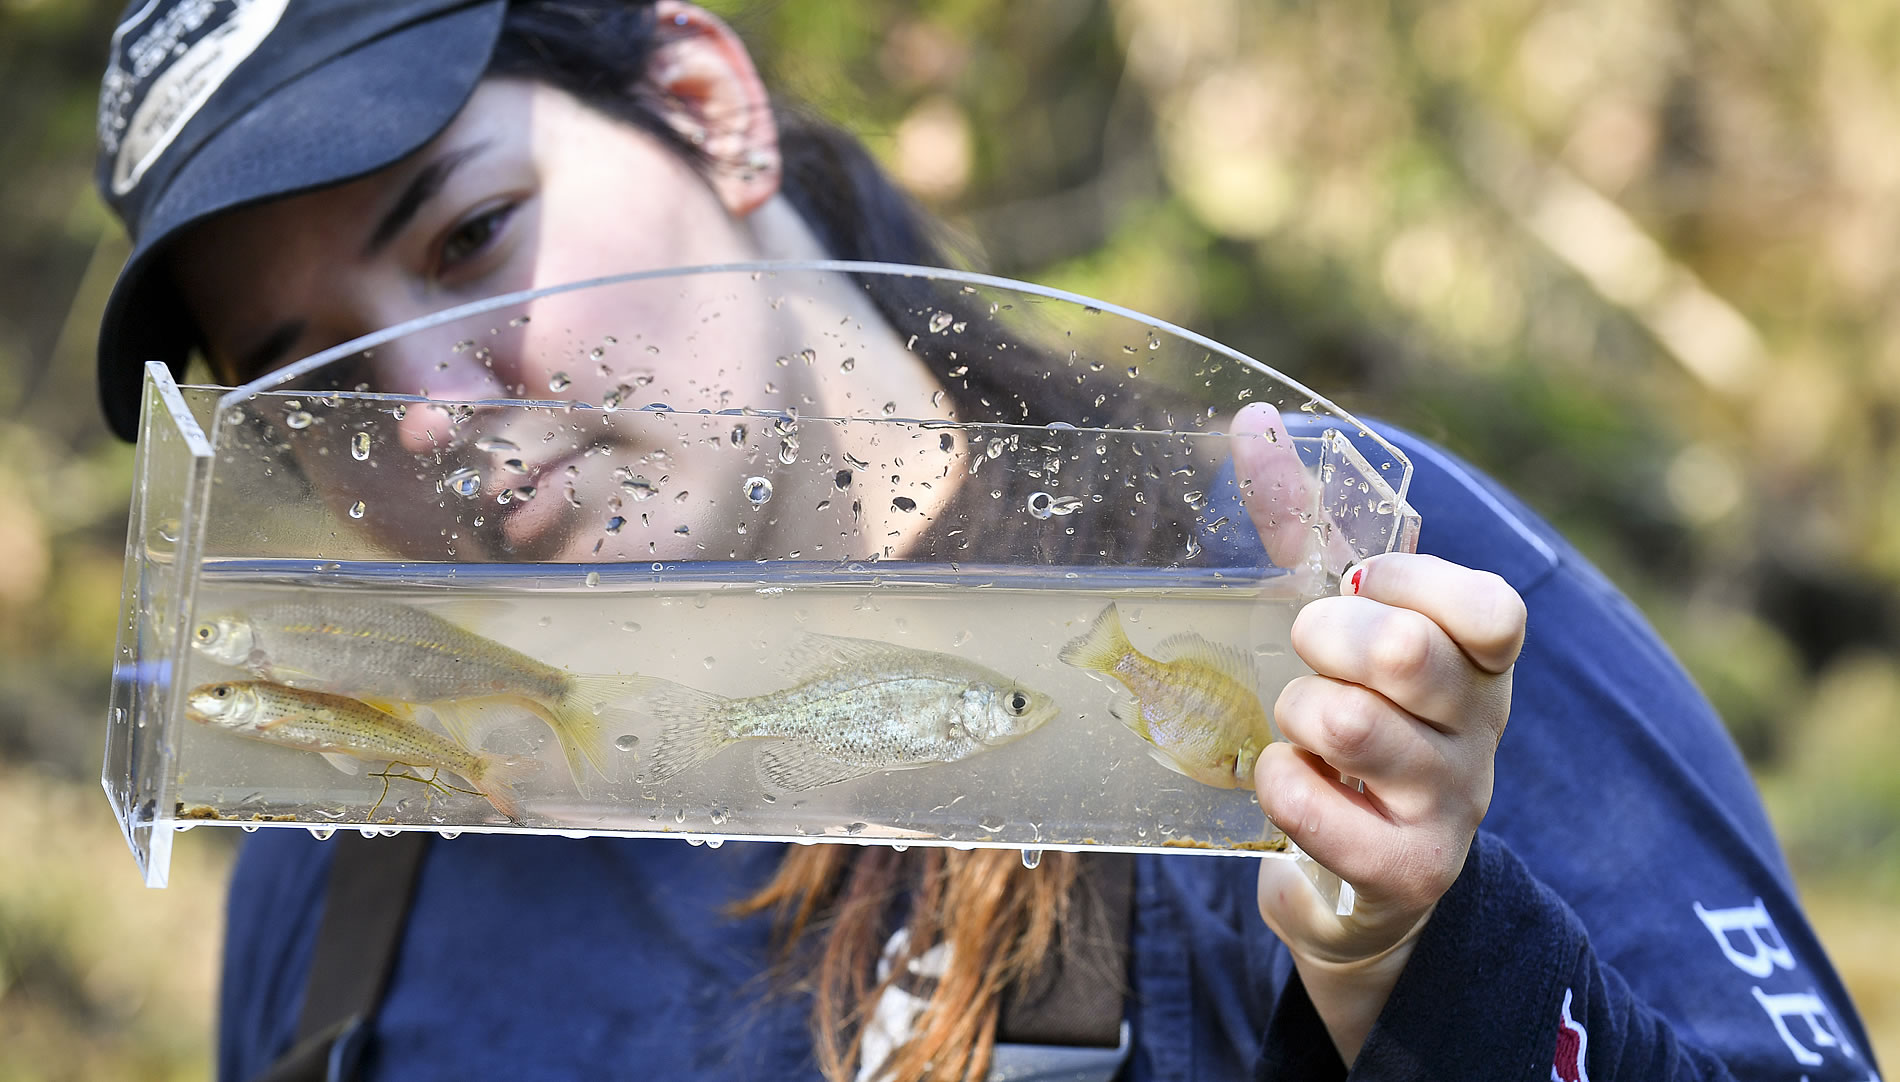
[639,634,1059,791]
[190,597,637,789]
[185,680,536,821]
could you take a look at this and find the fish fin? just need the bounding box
[424,700,483,755]
[777,633,924,682]
[320,752,364,775]
[1108,697,1152,741]
[637,677,738,786]
[1152,632,1257,688]
[535,675,650,789]
[1058,603,1134,673]
[756,743,883,792]
[361,698,419,723]
[429,599,515,631]
[1142,742,1195,780]
[466,752,544,823]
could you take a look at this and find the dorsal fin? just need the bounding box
[1152,632,1258,689]
[777,632,935,683]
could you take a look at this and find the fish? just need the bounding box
[638,633,1059,791]
[1059,602,1273,789]
[184,680,537,821]
[189,598,636,790]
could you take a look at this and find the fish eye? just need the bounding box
[194,624,215,642]
[1006,691,1030,716]
[213,685,232,698]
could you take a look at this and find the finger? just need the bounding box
[1254,742,1458,915]
[1345,553,1526,674]
[1273,673,1449,788]
[1291,594,1511,735]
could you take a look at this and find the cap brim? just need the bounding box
[96,0,506,441]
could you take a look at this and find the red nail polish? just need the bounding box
[1349,568,1363,595]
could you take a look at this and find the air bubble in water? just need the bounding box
[928,311,954,333]
[351,432,371,460]
[348,500,366,519]
[549,372,572,392]
[743,476,774,505]
[615,734,641,752]
[445,467,482,498]
[285,410,314,429]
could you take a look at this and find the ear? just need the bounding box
[649,0,780,216]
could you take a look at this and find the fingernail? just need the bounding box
[1347,565,1364,595]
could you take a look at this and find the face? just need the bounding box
[170,77,953,562]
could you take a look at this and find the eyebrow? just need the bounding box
[361,140,492,258]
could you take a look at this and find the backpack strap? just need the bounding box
[991,852,1136,1080]
[249,830,432,1082]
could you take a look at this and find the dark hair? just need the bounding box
[489,0,1195,568]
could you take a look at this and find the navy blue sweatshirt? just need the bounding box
[216,428,1881,1081]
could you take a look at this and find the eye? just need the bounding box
[194,624,215,642]
[436,202,516,275]
[213,685,232,699]
[1006,691,1030,716]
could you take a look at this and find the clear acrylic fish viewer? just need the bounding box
[106,262,1418,886]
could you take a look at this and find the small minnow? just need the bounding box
[185,680,537,821]
[639,634,1059,791]
[191,598,637,790]
[1059,602,1272,789]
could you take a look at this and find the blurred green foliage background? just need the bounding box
[2,0,1895,1076]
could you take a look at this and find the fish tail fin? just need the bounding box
[1059,602,1133,673]
[633,677,737,787]
[534,675,648,790]
[468,752,542,822]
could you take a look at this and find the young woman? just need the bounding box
[93,2,1876,1080]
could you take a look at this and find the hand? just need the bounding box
[1231,405,1526,1063]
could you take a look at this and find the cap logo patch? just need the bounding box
[99,0,290,198]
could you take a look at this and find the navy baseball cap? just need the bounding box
[94,0,509,441]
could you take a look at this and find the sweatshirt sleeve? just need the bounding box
[1296,830,1879,1081]
[1251,430,1882,1082]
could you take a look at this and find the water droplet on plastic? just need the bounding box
[709,805,729,825]
[844,822,868,836]
[476,436,519,454]
[605,515,626,533]
[1020,848,1042,869]
[743,476,774,505]
[704,837,724,849]
[840,357,856,372]
[623,469,661,498]
[549,372,572,392]
[309,826,335,841]
[348,500,366,519]
[1026,491,1056,519]
[729,424,748,446]
[615,734,641,752]
[1183,490,1208,510]
[583,570,600,588]
[1184,536,1203,559]
[777,439,798,464]
[350,431,371,460]
[928,311,954,333]
[285,410,313,429]
[833,469,853,490]
[444,467,482,498]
